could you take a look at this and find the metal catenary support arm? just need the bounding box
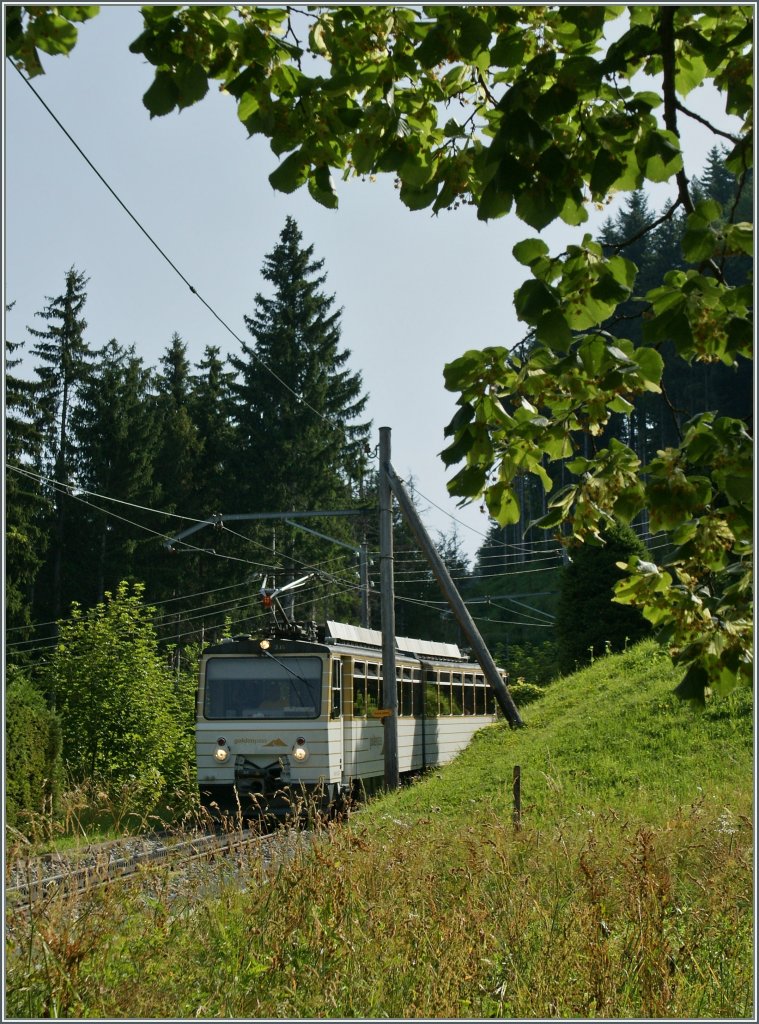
[384,461,523,729]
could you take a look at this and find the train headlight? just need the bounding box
[214,737,229,762]
[292,737,309,763]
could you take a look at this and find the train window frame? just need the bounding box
[366,660,381,714]
[412,668,422,716]
[439,671,453,716]
[424,668,439,717]
[331,660,342,719]
[203,655,322,720]
[353,661,367,717]
[400,665,413,717]
[475,676,486,715]
[451,673,464,717]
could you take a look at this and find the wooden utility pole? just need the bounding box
[378,427,400,789]
[384,459,523,728]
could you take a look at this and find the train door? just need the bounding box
[329,657,345,791]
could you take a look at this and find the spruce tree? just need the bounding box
[4,335,48,636]
[151,333,205,605]
[190,344,235,516]
[229,217,371,598]
[27,266,92,621]
[153,333,203,517]
[71,340,159,603]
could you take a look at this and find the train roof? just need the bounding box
[325,621,463,660]
[202,621,468,663]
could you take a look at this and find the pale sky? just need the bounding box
[3,5,735,562]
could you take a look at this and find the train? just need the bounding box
[196,618,506,822]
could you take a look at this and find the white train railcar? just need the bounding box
[196,620,504,819]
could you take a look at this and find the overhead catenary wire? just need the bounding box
[9,72,675,627]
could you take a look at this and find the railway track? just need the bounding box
[5,827,290,912]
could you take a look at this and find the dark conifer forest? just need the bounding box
[5,158,753,681]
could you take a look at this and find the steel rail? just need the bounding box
[5,829,277,911]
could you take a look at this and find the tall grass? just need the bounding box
[5,640,753,1018]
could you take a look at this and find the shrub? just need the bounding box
[508,680,545,706]
[40,582,193,808]
[5,665,62,830]
[498,640,559,687]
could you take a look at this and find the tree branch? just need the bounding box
[675,100,741,143]
[605,201,683,253]
[658,7,694,217]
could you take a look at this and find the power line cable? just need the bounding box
[9,60,330,422]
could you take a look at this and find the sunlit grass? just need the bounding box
[5,640,753,1019]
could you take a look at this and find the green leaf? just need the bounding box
[723,222,753,256]
[514,279,558,324]
[490,29,527,68]
[444,351,487,390]
[512,238,549,267]
[447,464,487,498]
[175,61,209,109]
[608,395,634,415]
[485,482,521,525]
[535,309,573,351]
[399,151,434,188]
[143,71,179,117]
[268,150,309,193]
[308,165,338,209]
[399,179,439,211]
[237,91,260,123]
[636,128,683,183]
[531,506,566,530]
[477,180,512,221]
[516,186,563,230]
[675,52,708,97]
[632,346,664,388]
[32,13,79,56]
[578,334,605,375]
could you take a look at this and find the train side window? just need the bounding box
[479,674,495,715]
[460,673,471,715]
[485,683,496,715]
[412,669,422,716]
[331,660,342,719]
[474,678,485,714]
[401,666,413,716]
[463,673,475,715]
[354,661,366,717]
[452,673,464,716]
[424,669,439,717]
[367,661,380,714]
[439,671,452,716]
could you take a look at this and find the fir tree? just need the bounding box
[230,218,370,510]
[190,344,235,516]
[150,333,205,605]
[229,217,371,592]
[153,333,203,517]
[27,267,92,621]
[71,340,159,603]
[4,335,48,636]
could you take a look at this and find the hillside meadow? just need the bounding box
[5,639,753,1019]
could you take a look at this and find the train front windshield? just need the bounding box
[204,656,322,719]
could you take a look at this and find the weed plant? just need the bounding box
[5,640,753,1018]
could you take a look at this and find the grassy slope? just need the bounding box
[7,640,754,1019]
